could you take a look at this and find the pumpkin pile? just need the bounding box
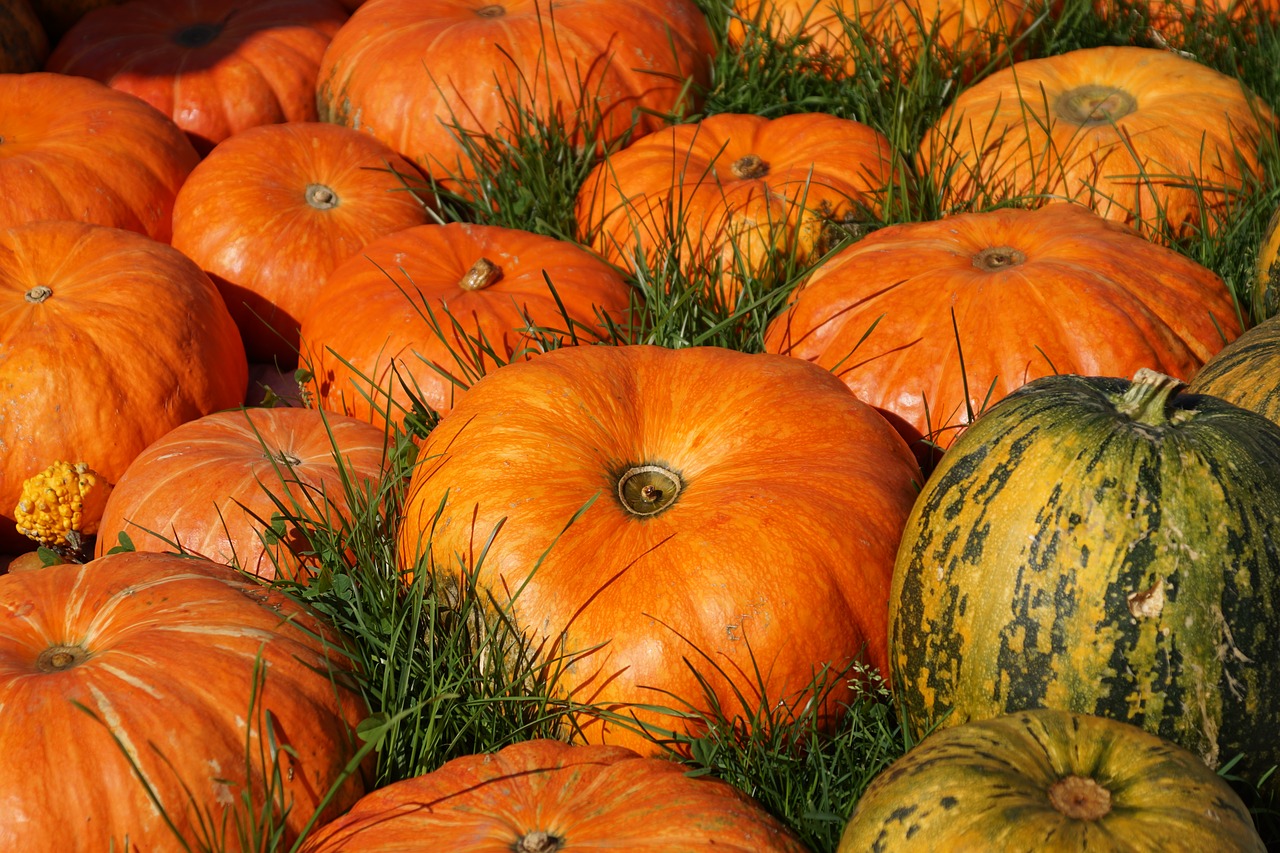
[1,0,1279,848]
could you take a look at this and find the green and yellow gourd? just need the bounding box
[1188,313,1280,427]
[888,368,1280,784]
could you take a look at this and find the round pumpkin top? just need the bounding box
[396,343,920,752]
[763,203,1242,464]
[301,738,810,851]
[918,45,1277,240]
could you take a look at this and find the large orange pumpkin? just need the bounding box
[575,111,902,306]
[396,344,920,753]
[918,45,1276,241]
[300,739,811,851]
[763,204,1242,465]
[95,407,391,581]
[46,0,350,155]
[0,551,370,849]
[315,0,716,185]
[171,122,431,366]
[0,72,199,242]
[0,220,248,551]
[300,222,633,430]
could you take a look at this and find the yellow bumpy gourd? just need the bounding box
[13,461,112,548]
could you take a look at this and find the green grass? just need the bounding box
[87,0,1280,848]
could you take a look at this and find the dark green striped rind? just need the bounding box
[1189,313,1280,427]
[889,372,1280,784]
[838,709,1266,853]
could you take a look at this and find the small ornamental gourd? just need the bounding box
[888,368,1280,785]
[12,461,111,560]
[838,709,1266,852]
[300,739,812,852]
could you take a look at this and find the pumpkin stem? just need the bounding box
[972,246,1026,272]
[25,285,52,304]
[173,21,224,48]
[458,258,503,291]
[1054,85,1137,126]
[36,643,90,673]
[730,154,770,180]
[305,183,340,210]
[515,832,564,853]
[1116,368,1186,426]
[272,450,303,467]
[617,464,683,517]
[1047,775,1112,821]
[475,3,506,16]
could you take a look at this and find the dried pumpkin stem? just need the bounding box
[730,154,769,180]
[516,831,564,853]
[475,3,505,16]
[972,246,1026,271]
[174,21,223,48]
[25,285,52,303]
[617,464,682,517]
[1047,775,1112,821]
[305,183,340,210]
[458,258,503,291]
[1116,368,1185,426]
[36,644,90,673]
[1054,85,1137,126]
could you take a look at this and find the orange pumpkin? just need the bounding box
[396,344,920,753]
[0,220,248,551]
[315,0,715,185]
[1097,0,1280,43]
[0,551,369,849]
[575,111,902,306]
[0,72,198,242]
[171,122,431,366]
[46,0,350,155]
[763,204,1243,465]
[95,407,390,581]
[299,222,633,430]
[300,739,811,851]
[918,45,1276,241]
[1256,202,1280,320]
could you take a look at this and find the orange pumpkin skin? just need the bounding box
[0,551,369,849]
[315,0,715,184]
[300,739,811,852]
[94,407,390,581]
[918,46,1276,241]
[300,222,633,430]
[396,345,920,753]
[0,221,248,551]
[0,72,198,242]
[763,204,1242,464]
[575,112,901,305]
[171,122,431,366]
[46,0,350,155]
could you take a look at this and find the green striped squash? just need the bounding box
[838,708,1266,852]
[888,368,1280,783]
[1188,313,1280,426]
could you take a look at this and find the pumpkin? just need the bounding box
[299,222,633,431]
[0,220,248,552]
[171,121,431,366]
[301,738,811,851]
[1255,202,1280,320]
[27,0,125,40]
[888,368,1280,785]
[0,551,370,849]
[0,72,198,242]
[0,0,48,72]
[396,344,920,753]
[762,203,1241,467]
[315,0,715,186]
[839,708,1265,852]
[575,111,902,306]
[46,0,350,155]
[95,407,391,581]
[1188,313,1280,426]
[729,0,1044,79]
[917,45,1276,241]
[1097,0,1280,44]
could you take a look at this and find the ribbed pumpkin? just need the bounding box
[396,344,920,753]
[301,739,811,851]
[94,407,390,581]
[0,551,369,849]
[315,0,715,185]
[299,222,633,430]
[0,221,248,552]
[918,46,1276,241]
[839,709,1266,852]
[575,112,902,306]
[1188,313,1280,426]
[1256,202,1280,320]
[46,0,350,155]
[0,72,199,242]
[171,122,431,366]
[0,0,48,72]
[889,368,1280,784]
[762,203,1241,466]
